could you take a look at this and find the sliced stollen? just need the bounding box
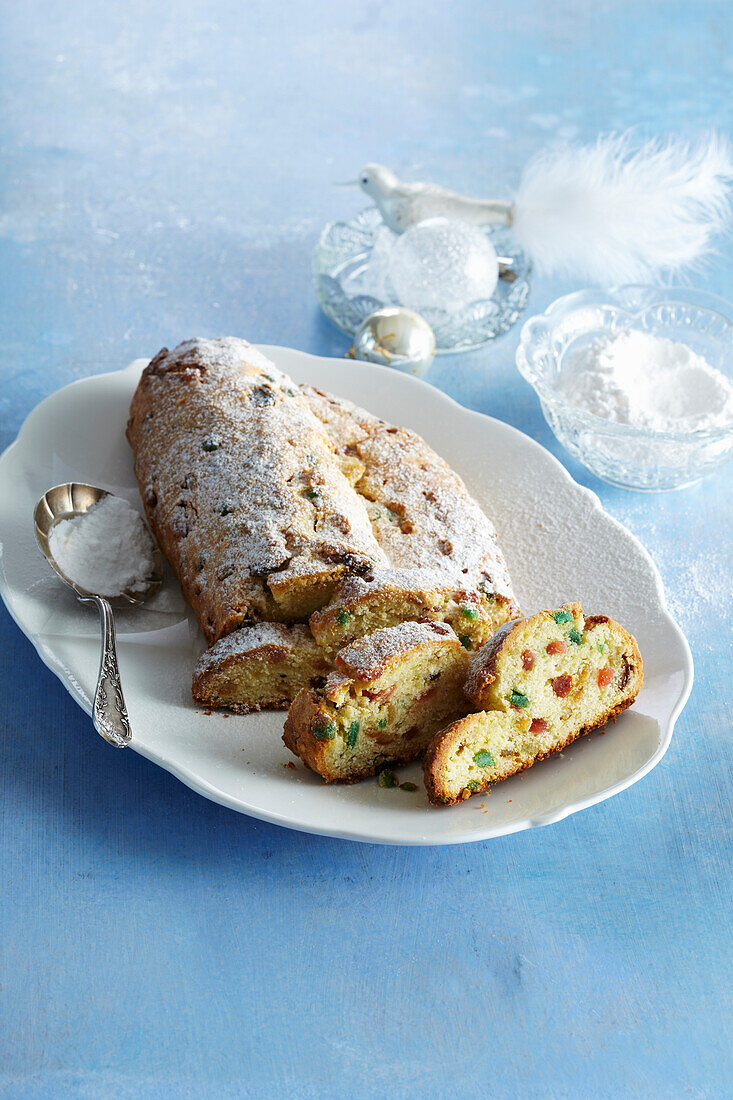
[423,603,643,805]
[192,624,329,713]
[309,568,515,662]
[283,621,470,782]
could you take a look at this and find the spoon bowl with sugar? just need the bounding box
[34,483,164,747]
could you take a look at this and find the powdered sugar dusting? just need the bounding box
[194,622,317,676]
[335,620,459,680]
[128,339,387,640]
[303,387,516,601]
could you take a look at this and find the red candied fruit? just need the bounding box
[521,649,535,671]
[546,640,567,656]
[597,666,615,688]
[529,718,548,734]
[551,674,573,698]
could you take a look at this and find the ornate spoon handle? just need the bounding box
[83,595,132,747]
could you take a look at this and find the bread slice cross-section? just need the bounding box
[283,621,470,782]
[423,603,643,804]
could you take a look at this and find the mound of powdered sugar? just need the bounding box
[557,330,733,433]
[49,495,155,596]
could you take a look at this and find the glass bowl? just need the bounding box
[516,285,733,491]
[313,206,532,353]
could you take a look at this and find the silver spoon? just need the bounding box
[34,483,164,748]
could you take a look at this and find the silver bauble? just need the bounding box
[348,307,436,377]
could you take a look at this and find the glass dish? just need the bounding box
[313,206,531,353]
[516,285,733,491]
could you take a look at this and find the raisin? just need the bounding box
[251,385,275,407]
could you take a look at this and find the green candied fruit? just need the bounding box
[312,718,337,741]
[461,606,479,620]
[473,750,495,767]
[378,769,398,789]
[201,435,221,452]
[377,718,387,730]
[346,720,359,748]
[467,779,482,791]
[218,501,234,516]
[553,609,573,625]
[509,689,530,709]
[305,488,319,500]
[400,782,418,792]
[459,635,472,650]
[567,628,583,646]
[336,609,351,626]
[597,642,607,654]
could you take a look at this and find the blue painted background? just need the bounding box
[1,1,731,1096]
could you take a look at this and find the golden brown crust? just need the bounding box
[192,623,328,713]
[423,695,639,805]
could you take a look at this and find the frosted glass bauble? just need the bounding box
[389,217,499,311]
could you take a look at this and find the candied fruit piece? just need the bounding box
[597,666,615,688]
[551,674,573,698]
[312,718,337,741]
[529,718,548,734]
[521,649,535,671]
[546,640,567,656]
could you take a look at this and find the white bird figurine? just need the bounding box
[342,133,733,283]
[351,164,511,234]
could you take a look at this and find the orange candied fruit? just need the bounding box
[597,666,615,688]
[546,639,567,656]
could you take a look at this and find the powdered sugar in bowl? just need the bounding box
[516,286,733,490]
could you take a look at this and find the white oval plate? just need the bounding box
[0,347,693,845]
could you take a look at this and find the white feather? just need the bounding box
[511,132,733,282]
